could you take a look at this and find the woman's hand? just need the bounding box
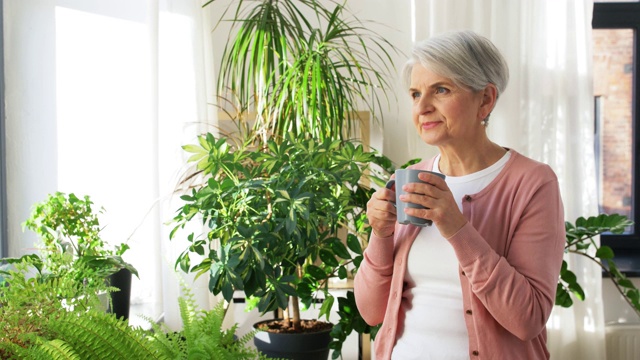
[400,172,468,238]
[366,184,398,238]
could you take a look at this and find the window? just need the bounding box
[593,1,640,275]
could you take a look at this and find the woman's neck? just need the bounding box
[437,141,507,176]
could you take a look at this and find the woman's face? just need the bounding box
[409,64,487,148]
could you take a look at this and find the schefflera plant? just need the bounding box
[170,133,387,348]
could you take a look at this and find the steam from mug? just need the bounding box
[385,169,446,227]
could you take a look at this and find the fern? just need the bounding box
[21,339,81,360]
[1,256,266,359]
[142,315,186,359]
[161,284,267,360]
[43,311,164,360]
[0,258,106,357]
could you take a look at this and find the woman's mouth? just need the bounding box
[421,121,440,131]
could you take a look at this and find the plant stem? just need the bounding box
[290,295,301,331]
[568,249,640,319]
[292,264,302,331]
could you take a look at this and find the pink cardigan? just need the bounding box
[354,150,565,360]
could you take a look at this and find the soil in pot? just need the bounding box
[256,319,333,333]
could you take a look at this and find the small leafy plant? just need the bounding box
[22,191,138,283]
[557,214,639,318]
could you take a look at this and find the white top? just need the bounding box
[391,151,511,360]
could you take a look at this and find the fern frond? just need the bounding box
[26,339,81,360]
[172,284,264,360]
[45,311,166,360]
[140,314,186,359]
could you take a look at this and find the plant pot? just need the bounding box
[253,319,332,360]
[107,268,132,321]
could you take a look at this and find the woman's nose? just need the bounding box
[416,95,434,114]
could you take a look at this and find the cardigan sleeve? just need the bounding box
[447,172,565,341]
[353,232,396,326]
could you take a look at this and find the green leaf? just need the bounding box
[596,246,615,260]
[319,249,339,267]
[346,234,362,254]
[337,266,348,280]
[555,284,574,307]
[306,265,326,281]
[569,281,585,301]
[329,238,352,259]
[319,295,335,321]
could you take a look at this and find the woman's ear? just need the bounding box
[478,84,498,120]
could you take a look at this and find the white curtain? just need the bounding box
[3,0,216,330]
[408,0,602,358]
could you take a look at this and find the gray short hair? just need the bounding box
[402,30,509,97]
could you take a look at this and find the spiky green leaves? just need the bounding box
[208,0,399,143]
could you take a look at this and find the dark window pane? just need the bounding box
[593,28,634,233]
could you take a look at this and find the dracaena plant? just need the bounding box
[170,133,390,357]
[206,0,399,145]
[556,214,640,319]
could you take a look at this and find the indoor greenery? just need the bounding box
[154,285,267,360]
[205,0,398,145]
[184,0,399,357]
[557,214,640,318]
[22,191,138,284]
[0,255,108,358]
[171,134,392,358]
[0,258,263,360]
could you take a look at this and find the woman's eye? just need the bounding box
[435,87,448,94]
[410,91,421,99]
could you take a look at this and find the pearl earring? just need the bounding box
[481,113,491,126]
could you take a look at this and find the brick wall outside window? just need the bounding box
[593,29,633,218]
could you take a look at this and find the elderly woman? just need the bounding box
[354,30,565,360]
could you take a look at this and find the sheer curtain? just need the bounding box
[408,0,602,358]
[3,0,216,330]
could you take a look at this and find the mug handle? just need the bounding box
[385,180,397,208]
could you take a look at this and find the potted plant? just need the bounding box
[556,213,640,318]
[171,134,390,359]
[0,258,263,359]
[205,0,399,146]
[176,0,399,358]
[21,191,138,320]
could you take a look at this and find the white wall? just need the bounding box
[4,0,59,257]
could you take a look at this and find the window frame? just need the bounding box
[0,0,7,259]
[593,1,640,276]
